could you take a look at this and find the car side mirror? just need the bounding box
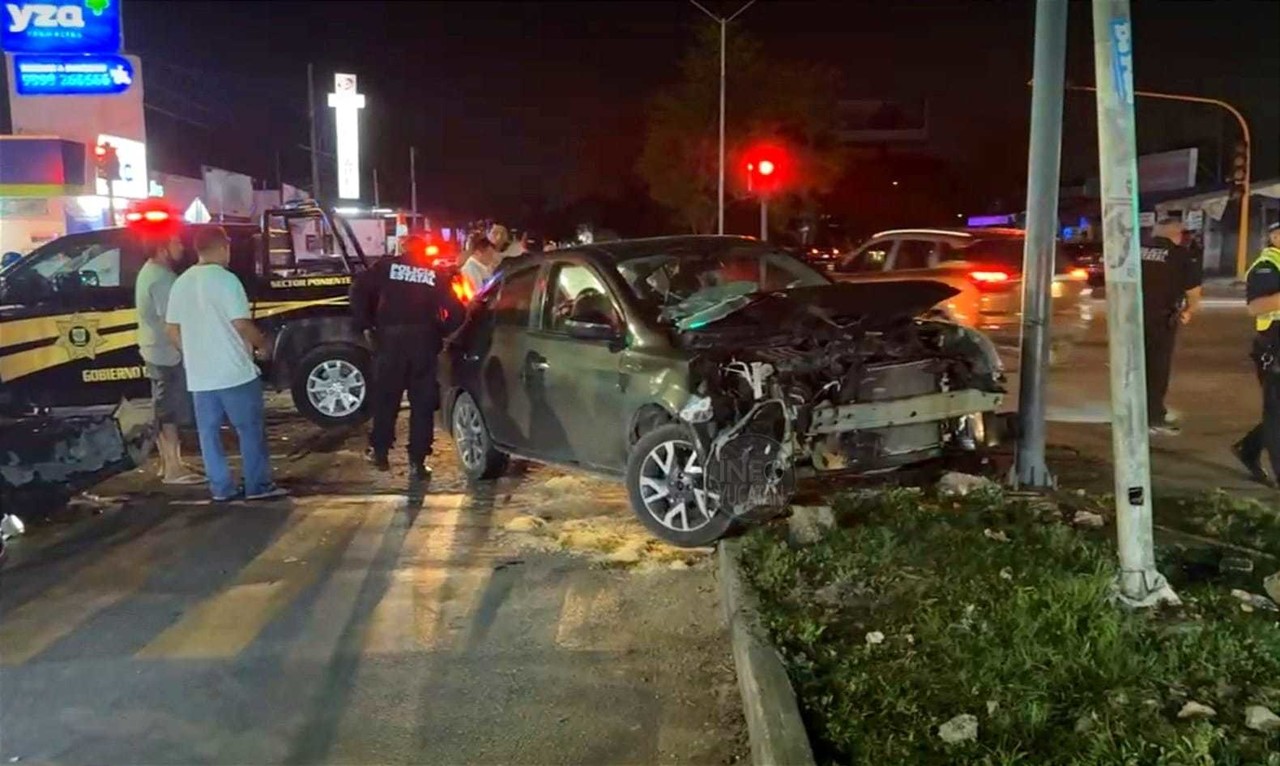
[565,318,618,342]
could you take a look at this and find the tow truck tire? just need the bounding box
[625,424,733,548]
[291,345,371,428]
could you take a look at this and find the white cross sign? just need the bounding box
[327,73,366,201]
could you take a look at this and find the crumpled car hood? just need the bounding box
[680,280,960,334]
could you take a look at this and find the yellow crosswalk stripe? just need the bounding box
[0,516,189,666]
[554,577,630,652]
[361,493,493,655]
[135,499,367,660]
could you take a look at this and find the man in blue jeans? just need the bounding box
[165,226,286,502]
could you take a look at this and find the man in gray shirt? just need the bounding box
[136,231,202,484]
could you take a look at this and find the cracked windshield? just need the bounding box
[1,1,1277,764]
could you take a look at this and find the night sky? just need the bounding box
[124,0,1280,226]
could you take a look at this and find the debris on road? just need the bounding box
[787,505,834,546]
[1,513,23,540]
[502,515,547,533]
[1176,701,1217,720]
[937,472,997,497]
[1244,705,1280,734]
[937,713,978,744]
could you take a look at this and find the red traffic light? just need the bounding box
[94,144,107,158]
[757,159,776,177]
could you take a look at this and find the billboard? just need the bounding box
[327,73,365,200]
[2,0,123,54]
[12,52,132,95]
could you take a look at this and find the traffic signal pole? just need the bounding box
[760,196,768,241]
[1090,0,1177,607]
[1014,0,1067,488]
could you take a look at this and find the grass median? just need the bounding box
[740,488,1280,765]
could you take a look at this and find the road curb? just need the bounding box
[718,538,816,766]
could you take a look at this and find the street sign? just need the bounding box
[12,53,132,95]
[2,0,123,54]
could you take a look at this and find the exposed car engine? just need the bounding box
[678,305,1005,518]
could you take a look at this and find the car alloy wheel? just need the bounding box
[452,394,488,472]
[637,437,717,534]
[305,358,366,419]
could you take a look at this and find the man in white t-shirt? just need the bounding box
[165,226,286,502]
[459,238,499,298]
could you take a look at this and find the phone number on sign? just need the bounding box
[21,72,113,88]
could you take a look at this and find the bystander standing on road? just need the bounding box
[1140,214,1203,435]
[1233,222,1280,488]
[350,234,465,480]
[166,226,286,502]
[135,228,203,485]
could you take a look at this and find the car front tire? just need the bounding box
[291,344,371,427]
[625,424,733,548]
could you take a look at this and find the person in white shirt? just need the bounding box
[135,230,202,485]
[165,226,286,502]
[459,238,500,298]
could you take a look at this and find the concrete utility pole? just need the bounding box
[307,63,322,202]
[760,196,768,241]
[1014,0,1068,488]
[373,167,381,207]
[1090,0,1177,607]
[690,0,756,236]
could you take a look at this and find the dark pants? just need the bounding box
[1240,359,1280,481]
[369,327,439,464]
[1144,316,1179,424]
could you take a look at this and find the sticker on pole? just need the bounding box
[1109,19,1135,106]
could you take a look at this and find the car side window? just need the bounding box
[892,240,935,271]
[838,242,891,273]
[543,263,619,333]
[2,230,140,304]
[493,267,538,327]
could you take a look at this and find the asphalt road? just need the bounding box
[0,412,746,765]
[1013,295,1274,495]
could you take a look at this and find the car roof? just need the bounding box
[870,227,1026,241]
[582,235,767,261]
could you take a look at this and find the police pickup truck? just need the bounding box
[0,201,379,427]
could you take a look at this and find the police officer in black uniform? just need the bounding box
[1140,214,1203,435]
[351,234,465,480]
[1233,222,1280,487]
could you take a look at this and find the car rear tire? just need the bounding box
[451,391,508,481]
[291,344,371,427]
[625,424,733,548]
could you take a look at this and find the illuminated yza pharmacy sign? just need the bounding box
[13,53,132,95]
[2,0,123,54]
[327,72,365,201]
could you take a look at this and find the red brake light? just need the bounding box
[1067,267,1088,280]
[426,244,440,257]
[969,270,1011,284]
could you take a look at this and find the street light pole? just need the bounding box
[1014,0,1068,489]
[1090,0,1177,608]
[690,0,757,236]
[1063,84,1253,277]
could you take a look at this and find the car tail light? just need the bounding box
[451,273,474,304]
[969,270,1012,286]
[1067,267,1088,280]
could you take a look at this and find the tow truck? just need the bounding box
[0,200,403,508]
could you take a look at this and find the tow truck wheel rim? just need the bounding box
[637,437,714,533]
[453,395,487,470]
[305,359,366,418]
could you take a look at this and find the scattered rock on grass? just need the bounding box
[937,713,979,744]
[787,505,835,546]
[1265,571,1280,607]
[1177,701,1217,720]
[1230,589,1279,613]
[938,472,997,497]
[1244,705,1280,734]
[1072,510,1105,529]
[983,528,1009,543]
[864,631,885,646]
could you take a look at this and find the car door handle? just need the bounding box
[530,359,550,371]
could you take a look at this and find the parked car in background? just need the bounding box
[1062,241,1105,288]
[830,228,1093,357]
